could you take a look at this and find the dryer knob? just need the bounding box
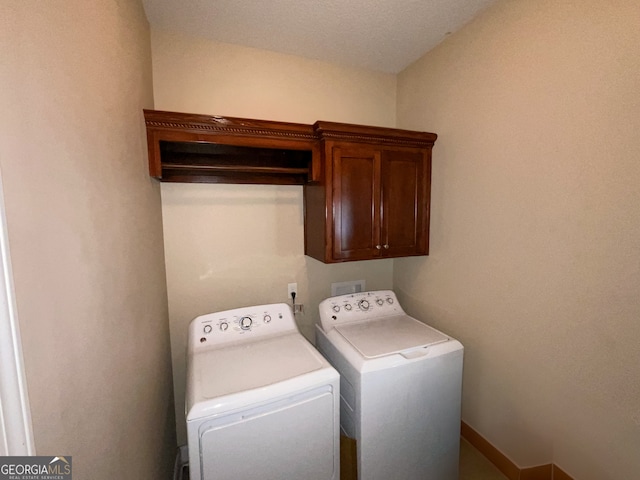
[203,324,213,334]
[239,316,253,330]
[332,305,340,313]
[219,322,229,331]
[345,304,352,311]
[386,297,394,304]
[358,299,370,311]
[376,299,384,306]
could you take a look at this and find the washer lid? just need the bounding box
[192,333,326,400]
[335,315,449,359]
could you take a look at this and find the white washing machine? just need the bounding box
[316,290,463,480]
[186,303,340,480]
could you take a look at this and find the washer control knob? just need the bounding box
[263,314,272,323]
[344,304,352,311]
[386,297,394,304]
[239,316,253,330]
[376,298,384,306]
[332,305,340,313]
[358,299,370,311]
[203,324,212,334]
[219,322,228,331]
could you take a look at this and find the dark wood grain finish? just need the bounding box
[314,121,437,148]
[144,110,318,184]
[332,146,381,260]
[381,148,429,257]
[145,110,317,140]
[144,110,438,263]
[304,124,436,263]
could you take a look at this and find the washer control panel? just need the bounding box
[318,290,404,332]
[189,303,297,351]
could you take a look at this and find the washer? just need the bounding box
[186,303,340,480]
[316,290,463,480]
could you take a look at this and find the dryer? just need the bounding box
[316,290,463,480]
[186,303,339,480]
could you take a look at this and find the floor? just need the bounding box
[178,438,508,479]
[459,438,509,480]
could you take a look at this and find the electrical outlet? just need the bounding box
[287,283,298,299]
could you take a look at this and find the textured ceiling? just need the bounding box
[142,0,496,73]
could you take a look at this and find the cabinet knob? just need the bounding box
[384,244,389,249]
[375,245,382,250]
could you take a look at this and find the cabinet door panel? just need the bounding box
[381,149,428,256]
[332,147,381,260]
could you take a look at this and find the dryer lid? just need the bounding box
[191,333,326,400]
[335,315,449,359]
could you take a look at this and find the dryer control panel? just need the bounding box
[318,290,405,332]
[189,303,298,352]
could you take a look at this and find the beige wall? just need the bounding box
[151,29,397,125]
[396,0,640,478]
[151,29,397,444]
[0,1,175,479]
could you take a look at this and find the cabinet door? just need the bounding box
[331,146,382,260]
[380,148,430,257]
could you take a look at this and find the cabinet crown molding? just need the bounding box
[143,110,437,185]
[314,121,437,148]
[144,109,317,141]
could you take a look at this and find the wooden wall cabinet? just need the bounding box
[143,110,437,263]
[144,110,320,185]
[304,122,437,263]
